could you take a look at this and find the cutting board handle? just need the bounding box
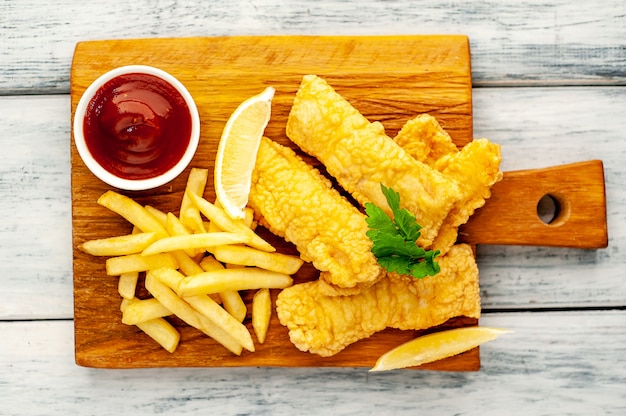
[459,160,608,249]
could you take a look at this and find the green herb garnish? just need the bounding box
[365,184,440,278]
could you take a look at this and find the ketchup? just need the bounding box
[83,73,192,180]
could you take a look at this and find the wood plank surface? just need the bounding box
[3,311,626,415]
[2,1,626,94]
[2,1,626,414]
[70,35,478,369]
[459,160,608,248]
[3,87,623,320]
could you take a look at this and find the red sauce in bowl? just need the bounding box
[83,73,192,180]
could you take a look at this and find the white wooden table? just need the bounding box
[2,1,625,414]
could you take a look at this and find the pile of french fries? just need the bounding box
[78,168,304,354]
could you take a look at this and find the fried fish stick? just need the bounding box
[394,116,503,253]
[286,75,461,248]
[429,138,502,252]
[393,113,459,166]
[249,137,382,293]
[276,244,480,357]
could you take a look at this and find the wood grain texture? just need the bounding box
[70,36,473,143]
[2,88,624,319]
[70,35,477,369]
[1,0,625,413]
[473,86,625,310]
[3,311,626,415]
[459,160,608,248]
[0,95,73,320]
[2,1,626,94]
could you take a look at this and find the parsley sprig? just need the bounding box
[365,184,440,278]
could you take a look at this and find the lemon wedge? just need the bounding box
[370,326,511,372]
[215,86,275,219]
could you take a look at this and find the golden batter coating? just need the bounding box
[249,137,383,293]
[276,244,481,357]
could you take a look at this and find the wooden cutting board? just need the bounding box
[70,35,606,370]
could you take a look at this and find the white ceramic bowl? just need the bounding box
[73,65,200,191]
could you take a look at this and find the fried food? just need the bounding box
[395,115,502,252]
[430,138,503,252]
[252,288,272,344]
[263,77,500,357]
[286,75,462,249]
[212,245,304,275]
[287,76,502,254]
[78,232,158,256]
[393,114,459,166]
[276,244,481,357]
[81,167,303,354]
[249,136,383,294]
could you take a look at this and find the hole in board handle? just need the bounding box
[537,193,570,226]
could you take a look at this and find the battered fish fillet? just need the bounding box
[276,244,481,357]
[395,115,503,253]
[249,137,383,293]
[430,139,502,252]
[286,74,461,249]
[393,114,459,166]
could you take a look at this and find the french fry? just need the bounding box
[170,251,219,300]
[203,219,231,253]
[180,168,209,233]
[120,298,133,310]
[97,190,168,238]
[194,313,243,355]
[81,168,308,356]
[164,213,207,258]
[213,245,304,275]
[209,199,254,232]
[148,268,245,355]
[114,226,144,299]
[183,208,207,234]
[244,207,256,230]
[121,297,171,325]
[198,255,245,320]
[252,288,271,344]
[177,268,293,297]
[199,255,224,271]
[185,295,255,352]
[105,253,178,276]
[136,318,181,353]
[78,232,157,256]
[144,205,168,227]
[220,290,247,323]
[173,251,222,303]
[155,264,254,351]
[187,191,275,252]
[165,212,192,236]
[171,250,204,276]
[145,271,203,330]
[120,298,180,353]
[141,232,251,256]
[118,271,139,299]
